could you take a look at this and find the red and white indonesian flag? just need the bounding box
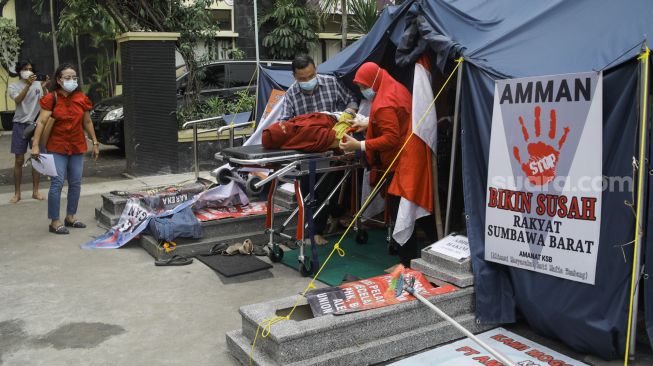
[391,56,436,244]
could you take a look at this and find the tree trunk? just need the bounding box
[49,0,59,69]
[341,0,347,50]
[75,35,83,82]
[106,48,115,97]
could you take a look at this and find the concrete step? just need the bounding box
[198,209,296,239]
[421,246,472,273]
[234,288,476,365]
[227,311,492,366]
[411,258,474,288]
[95,207,119,229]
[102,193,128,216]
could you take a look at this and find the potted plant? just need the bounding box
[0,17,23,131]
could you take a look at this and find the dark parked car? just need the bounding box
[91,60,290,152]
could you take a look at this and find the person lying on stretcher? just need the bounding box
[261,111,367,152]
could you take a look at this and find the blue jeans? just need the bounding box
[48,153,84,221]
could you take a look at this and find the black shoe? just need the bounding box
[49,225,69,234]
[64,219,86,228]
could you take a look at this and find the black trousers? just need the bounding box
[386,193,437,267]
[300,171,345,236]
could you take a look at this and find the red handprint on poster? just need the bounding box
[512,106,570,186]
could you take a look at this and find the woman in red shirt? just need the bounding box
[31,63,100,234]
[340,62,430,267]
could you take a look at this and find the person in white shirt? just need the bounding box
[8,60,49,204]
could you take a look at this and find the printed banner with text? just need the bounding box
[485,72,602,284]
[305,268,457,317]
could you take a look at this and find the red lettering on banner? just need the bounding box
[525,349,572,366]
[473,356,490,363]
[456,346,480,356]
[490,334,530,351]
[534,194,597,221]
[487,188,532,213]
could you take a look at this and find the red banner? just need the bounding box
[194,202,280,222]
[305,266,457,317]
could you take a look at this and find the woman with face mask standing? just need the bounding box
[340,62,431,267]
[8,60,50,204]
[31,63,100,234]
[340,62,411,184]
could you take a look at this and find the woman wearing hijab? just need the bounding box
[340,62,433,267]
[31,63,100,234]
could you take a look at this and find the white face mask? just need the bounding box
[20,70,33,80]
[62,79,78,92]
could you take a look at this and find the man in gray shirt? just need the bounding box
[9,60,49,204]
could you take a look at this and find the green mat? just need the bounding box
[280,229,400,286]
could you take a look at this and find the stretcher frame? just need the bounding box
[214,146,367,276]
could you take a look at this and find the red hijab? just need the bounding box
[353,62,412,121]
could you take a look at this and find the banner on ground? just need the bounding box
[305,267,457,317]
[82,197,197,249]
[82,184,246,249]
[194,201,279,222]
[389,327,589,366]
[485,72,602,284]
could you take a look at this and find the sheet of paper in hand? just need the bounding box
[31,154,58,176]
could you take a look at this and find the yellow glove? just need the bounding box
[338,111,355,123]
[333,119,352,140]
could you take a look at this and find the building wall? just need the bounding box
[1,0,17,112]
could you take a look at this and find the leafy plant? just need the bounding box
[175,91,256,130]
[259,0,319,60]
[0,18,22,111]
[83,1,222,107]
[226,90,256,115]
[317,0,387,46]
[348,0,382,34]
[227,48,246,60]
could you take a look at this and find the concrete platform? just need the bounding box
[410,245,475,288]
[411,258,474,288]
[226,287,493,366]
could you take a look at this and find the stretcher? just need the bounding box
[213,144,366,276]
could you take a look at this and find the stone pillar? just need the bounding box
[117,32,180,176]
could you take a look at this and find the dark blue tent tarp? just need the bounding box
[394,0,653,359]
[254,0,653,358]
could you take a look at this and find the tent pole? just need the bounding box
[444,61,464,235]
[253,0,261,124]
[432,151,444,240]
[625,44,650,363]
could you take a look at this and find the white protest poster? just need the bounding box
[428,235,470,260]
[484,72,602,284]
[389,327,589,366]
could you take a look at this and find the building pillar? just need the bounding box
[117,32,180,176]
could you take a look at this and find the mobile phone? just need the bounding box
[35,73,47,81]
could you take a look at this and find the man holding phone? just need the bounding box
[8,60,49,204]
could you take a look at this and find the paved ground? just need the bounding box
[0,132,652,365]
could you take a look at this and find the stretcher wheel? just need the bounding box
[355,230,368,245]
[299,259,314,277]
[269,245,284,262]
[246,175,264,196]
[216,167,234,185]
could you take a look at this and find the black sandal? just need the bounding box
[49,225,69,235]
[201,243,229,257]
[154,255,193,266]
[64,219,86,228]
